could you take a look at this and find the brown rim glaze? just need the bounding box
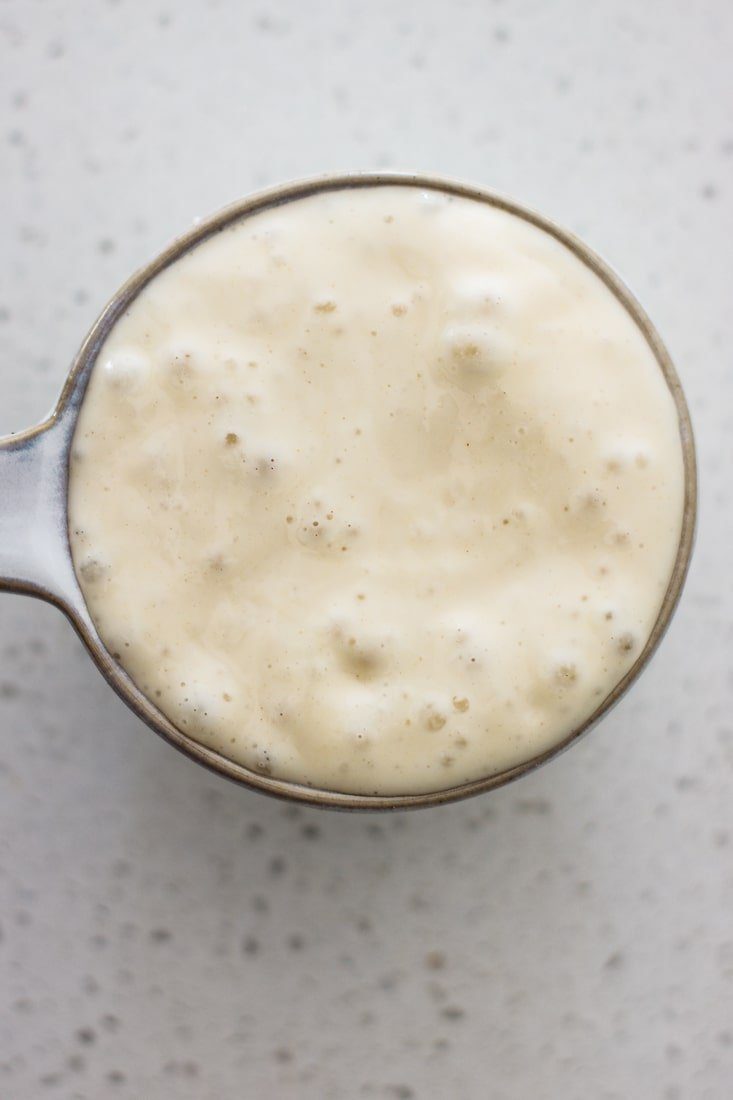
[0,172,697,810]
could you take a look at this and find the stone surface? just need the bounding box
[0,2,731,1098]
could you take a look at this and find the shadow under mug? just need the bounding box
[0,172,697,810]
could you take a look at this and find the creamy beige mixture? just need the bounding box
[68,184,685,794]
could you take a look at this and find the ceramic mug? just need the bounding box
[0,173,697,810]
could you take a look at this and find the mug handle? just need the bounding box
[0,411,80,610]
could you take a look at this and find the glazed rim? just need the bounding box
[29,173,700,810]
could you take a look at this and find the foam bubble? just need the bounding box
[78,555,110,584]
[439,323,511,392]
[603,437,654,474]
[450,272,511,314]
[313,297,338,314]
[101,349,149,391]
[162,344,200,385]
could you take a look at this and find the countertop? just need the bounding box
[1,2,731,1097]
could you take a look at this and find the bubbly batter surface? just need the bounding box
[68,185,685,794]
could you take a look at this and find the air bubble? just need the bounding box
[79,557,109,583]
[101,349,149,391]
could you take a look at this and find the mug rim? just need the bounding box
[43,171,699,810]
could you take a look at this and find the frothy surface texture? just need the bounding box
[68,185,685,795]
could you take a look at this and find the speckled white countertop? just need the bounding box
[1,3,731,1098]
